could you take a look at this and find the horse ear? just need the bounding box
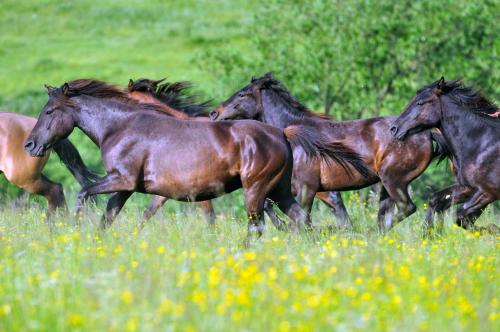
[44,84,55,93]
[264,72,274,79]
[128,79,134,91]
[251,76,256,83]
[437,76,445,90]
[61,83,70,95]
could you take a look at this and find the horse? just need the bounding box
[24,80,363,241]
[210,73,447,232]
[390,77,499,232]
[1,112,98,214]
[131,78,354,230]
[127,78,216,223]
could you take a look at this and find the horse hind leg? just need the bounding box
[268,180,312,232]
[197,200,216,225]
[21,175,66,217]
[316,191,353,231]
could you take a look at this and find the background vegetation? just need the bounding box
[0,2,499,331]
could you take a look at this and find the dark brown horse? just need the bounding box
[211,73,447,231]
[390,77,499,231]
[1,112,98,214]
[25,80,362,241]
[130,78,353,230]
[126,78,215,223]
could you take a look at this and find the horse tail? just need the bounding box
[283,125,373,178]
[52,139,101,188]
[430,129,451,164]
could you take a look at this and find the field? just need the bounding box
[0,1,499,331]
[0,197,499,331]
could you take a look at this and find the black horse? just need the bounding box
[391,77,499,231]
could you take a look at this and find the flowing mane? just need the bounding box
[420,79,499,127]
[130,78,210,117]
[251,74,331,123]
[56,79,172,115]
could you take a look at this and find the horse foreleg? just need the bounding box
[424,185,471,228]
[101,192,133,229]
[263,199,289,231]
[21,175,66,217]
[76,173,135,221]
[316,191,352,231]
[456,190,495,231]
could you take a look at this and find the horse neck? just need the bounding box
[439,96,488,163]
[128,92,190,119]
[73,97,133,147]
[260,89,314,128]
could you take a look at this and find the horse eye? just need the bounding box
[46,109,54,115]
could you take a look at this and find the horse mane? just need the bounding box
[130,78,210,117]
[65,79,129,102]
[420,79,499,127]
[251,74,331,123]
[57,79,174,115]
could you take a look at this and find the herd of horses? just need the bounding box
[1,73,498,241]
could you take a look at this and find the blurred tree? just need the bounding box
[199,0,499,119]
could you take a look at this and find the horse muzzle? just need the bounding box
[24,139,47,157]
[389,124,407,140]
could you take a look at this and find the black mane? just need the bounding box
[419,79,499,127]
[251,74,330,123]
[131,78,211,117]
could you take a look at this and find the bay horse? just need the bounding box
[25,80,363,241]
[210,73,447,232]
[128,78,353,230]
[1,112,98,214]
[390,77,499,232]
[126,78,215,223]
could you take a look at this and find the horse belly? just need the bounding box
[142,154,239,201]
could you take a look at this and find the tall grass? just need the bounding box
[0,194,498,331]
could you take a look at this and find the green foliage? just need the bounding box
[200,0,499,117]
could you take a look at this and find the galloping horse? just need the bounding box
[1,112,98,213]
[131,78,353,229]
[211,73,447,231]
[127,78,216,223]
[25,80,363,241]
[390,77,499,231]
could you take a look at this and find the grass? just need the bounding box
[0,194,498,331]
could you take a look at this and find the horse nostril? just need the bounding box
[24,140,35,151]
[390,125,398,136]
[209,110,219,120]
